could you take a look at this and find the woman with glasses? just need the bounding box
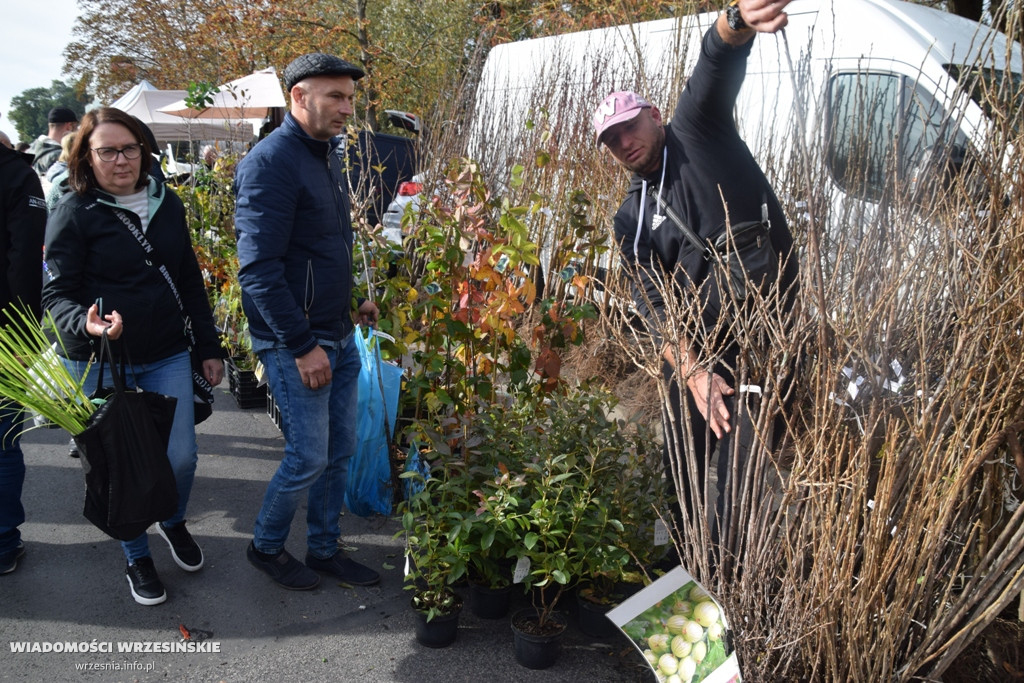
[42,107,225,606]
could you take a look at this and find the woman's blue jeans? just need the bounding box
[250,334,360,559]
[63,350,196,562]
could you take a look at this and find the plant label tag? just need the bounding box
[513,556,531,584]
[404,551,410,577]
[494,253,510,274]
[653,519,670,546]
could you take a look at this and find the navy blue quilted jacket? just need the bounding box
[234,113,356,358]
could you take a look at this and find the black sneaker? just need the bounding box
[247,542,319,590]
[0,542,25,575]
[125,557,167,606]
[157,521,204,572]
[305,551,381,586]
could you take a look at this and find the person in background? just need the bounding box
[42,107,225,605]
[0,132,13,149]
[234,52,380,591]
[45,132,76,185]
[44,132,76,212]
[595,0,799,554]
[201,145,219,171]
[0,136,47,575]
[31,107,79,180]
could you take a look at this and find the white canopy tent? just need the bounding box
[157,68,286,121]
[109,80,262,144]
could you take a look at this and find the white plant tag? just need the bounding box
[653,519,670,546]
[513,556,531,584]
[404,551,410,577]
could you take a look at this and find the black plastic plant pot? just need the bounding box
[226,358,266,409]
[412,600,461,648]
[470,582,513,620]
[575,592,618,639]
[511,607,567,669]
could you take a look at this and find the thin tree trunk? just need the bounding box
[355,0,379,131]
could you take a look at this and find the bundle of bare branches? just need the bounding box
[598,50,1024,683]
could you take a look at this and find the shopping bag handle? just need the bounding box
[94,329,126,396]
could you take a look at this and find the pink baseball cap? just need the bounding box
[593,91,652,143]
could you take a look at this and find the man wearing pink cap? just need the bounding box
[595,1,799,554]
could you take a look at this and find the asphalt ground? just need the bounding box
[1,378,652,682]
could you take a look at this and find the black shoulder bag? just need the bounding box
[73,330,179,541]
[654,194,779,311]
[112,208,215,424]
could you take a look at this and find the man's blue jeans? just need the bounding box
[0,400,27,558]
[63,350,196,562]
[250,333,360,560]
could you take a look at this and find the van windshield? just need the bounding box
[945,64,1024,135]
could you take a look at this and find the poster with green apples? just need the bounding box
[606,567,740,683]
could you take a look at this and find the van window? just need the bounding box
[946,64,1023,136]
[826,72,968,201]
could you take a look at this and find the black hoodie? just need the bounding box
[612,26,799,346]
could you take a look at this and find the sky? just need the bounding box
[0,0,81,144]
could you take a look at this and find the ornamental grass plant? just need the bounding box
[0,307,93,435]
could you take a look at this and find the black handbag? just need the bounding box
[654,194,779,309]
[73,332,179,541]
[112,208,215,424]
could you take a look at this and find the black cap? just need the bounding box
[48,107,79,124]
[283,53,364,91]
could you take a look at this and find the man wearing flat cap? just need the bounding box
[234,52,381,591]
[31,107,79,178]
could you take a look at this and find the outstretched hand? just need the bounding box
[737,0,791,34]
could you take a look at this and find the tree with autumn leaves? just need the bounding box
[60,0,1021,135]
[60,0,700,130]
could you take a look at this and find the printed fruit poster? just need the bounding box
[606,566,740,683]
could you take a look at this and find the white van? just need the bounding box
[467,0,1021,237]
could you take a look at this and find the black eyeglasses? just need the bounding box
[91,144,142,162]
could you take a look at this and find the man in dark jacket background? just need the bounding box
[0,143,46,574]
[596,0,798,552]
[31,107,79,180]
[234,52,380,591]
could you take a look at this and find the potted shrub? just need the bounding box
[573,401,670,636]
[507,388,615,668]
[399,458,470,648]
[453,393,541,618]
[214,273,266,409]
[510,447,585,669]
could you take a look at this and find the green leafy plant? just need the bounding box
[398,457,471,622]
[0,307,93,434]
[171,157,254,367]
[183,81,218,112]
[400,159,539,432]
[527,391,613,625]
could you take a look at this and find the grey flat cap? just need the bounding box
[283,53,365,90]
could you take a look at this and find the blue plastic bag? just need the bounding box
[403,441,430,501]
[345,327,404,516]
